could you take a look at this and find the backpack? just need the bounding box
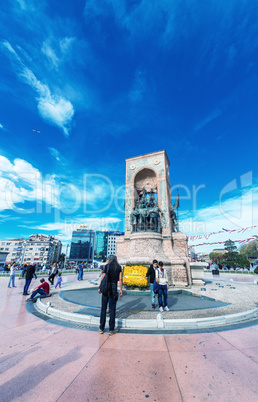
[153,269,159,294]
[99,264,110,296]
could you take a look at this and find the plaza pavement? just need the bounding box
[0,272,258,401]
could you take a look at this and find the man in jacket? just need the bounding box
[146,259,158,309]
[23,264,36,295]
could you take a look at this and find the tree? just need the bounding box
[239,239,258,259]
[58,253,66,263]
[224,240,237,252]
[209,252,226,263]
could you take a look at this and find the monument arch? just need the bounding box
[117,150,191,287]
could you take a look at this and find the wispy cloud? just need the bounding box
[22,216,121,243]
[48,147,61,162]
[194,109,222,132]
[1,41,74,137]
[0,123,4,130]
[41,41,60,69]
[129,70,147,103]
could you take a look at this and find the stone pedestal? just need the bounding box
[190,262,206,285]
[116,232,192,287]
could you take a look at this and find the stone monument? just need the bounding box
[116,150,192,287]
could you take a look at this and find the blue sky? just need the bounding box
[0,0,258,252]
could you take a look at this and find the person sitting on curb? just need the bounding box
[26,278,50,302]
[156,261,169,312]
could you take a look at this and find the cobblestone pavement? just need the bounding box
[1,272,258,401]
[41,272,258,320]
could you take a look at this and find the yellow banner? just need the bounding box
[123,265,148,287]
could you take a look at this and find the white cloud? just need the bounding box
[0,155,60,212]
[0,123,4,130]
[1,41,74,137]
[48,147,61,162]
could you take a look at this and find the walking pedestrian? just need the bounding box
[156,261,169,312]
[78,262,84,280]
[48,263,58,285]
[23,263,36,295]
[8,263,17,288]
[55,273,63,288]
[146,259,158,309]
[98,255,123,335]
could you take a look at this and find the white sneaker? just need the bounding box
[164,306,169,311]
[159,306,163,312]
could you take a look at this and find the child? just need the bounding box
[55,273,63,288]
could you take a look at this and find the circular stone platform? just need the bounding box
[26,274,258,334]
[59,288,229,318]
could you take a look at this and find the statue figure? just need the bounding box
[131,188,163,233]
[149,205,162,232]
[171,189,180,232]
[138,207,148,231]
[170,208,179,232]
[130,207,139,232]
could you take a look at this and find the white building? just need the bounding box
[0,234,62,266]
[21,234,62,265]
[0,239,24,264]
[0,251,8,267]
[107,231,124,256]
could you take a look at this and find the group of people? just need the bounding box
[75,262,85,281]
[7,261,63,303]
[146,260,169,312]
[98,256,169,335]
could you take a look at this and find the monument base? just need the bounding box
[116,232,191,287]
[190,262,206,285]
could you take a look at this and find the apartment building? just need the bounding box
[107,231,124,256]
[0,234,62,266]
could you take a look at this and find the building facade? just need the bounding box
[0,238,25,265]
[0,251,8,267]
[107,231,124,256]
[94,231,108,261]
[69,229,95,263]
[0,235,62,266]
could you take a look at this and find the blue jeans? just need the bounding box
[8,275,15,287]
[100,283,118,331]
[158,285,168,308]
[150,283,155,305]
[29,288,47,300]
[23,279,32,294]
[78,270,83,280]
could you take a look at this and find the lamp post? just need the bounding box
[64,244,70,270]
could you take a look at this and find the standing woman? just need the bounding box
[98,255,123,335]
[48,262,58,285]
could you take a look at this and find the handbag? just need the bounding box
[99,264,110,296]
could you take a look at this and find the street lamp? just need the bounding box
[64,244,70,269]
